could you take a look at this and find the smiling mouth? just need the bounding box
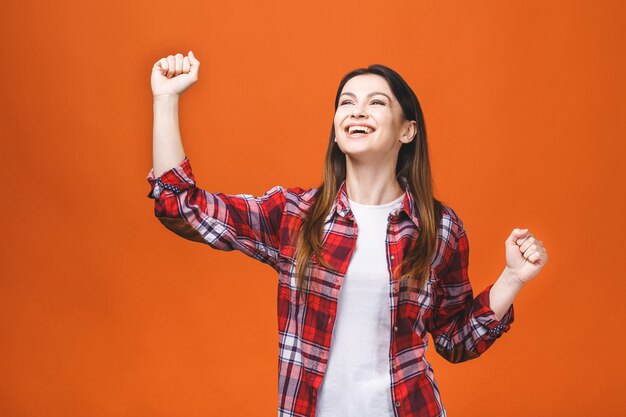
[345,125,376,138]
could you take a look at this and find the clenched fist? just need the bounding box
[151,51,200,98]
[505,228,548,285]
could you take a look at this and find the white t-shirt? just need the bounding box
[315,193,405,417]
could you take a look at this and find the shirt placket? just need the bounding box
[386,210,403,415]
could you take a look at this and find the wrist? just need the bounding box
[501,266,526,290]
[153,95,180,116]
[153,94,180,104]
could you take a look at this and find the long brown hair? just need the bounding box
[291,64,442,302]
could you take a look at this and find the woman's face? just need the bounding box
[334,73,415,161]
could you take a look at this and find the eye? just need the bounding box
[371,100,385,105]
[340,100,354,106]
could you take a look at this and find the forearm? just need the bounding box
[489,267,524,320]
[152,94,186,177]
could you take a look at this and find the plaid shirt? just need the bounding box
[146,156,515,417]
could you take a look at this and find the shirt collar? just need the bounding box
[327,175,421,229]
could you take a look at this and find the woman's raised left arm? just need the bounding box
[490,228,549,320]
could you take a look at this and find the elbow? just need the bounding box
[157,217,206,243]
[435,343,480,364]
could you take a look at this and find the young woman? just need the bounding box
[147,51,548,417]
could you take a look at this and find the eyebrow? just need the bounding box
[340,91,392,101]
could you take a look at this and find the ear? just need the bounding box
[401,120,417,143]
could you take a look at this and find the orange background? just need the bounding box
[1,0,625,416]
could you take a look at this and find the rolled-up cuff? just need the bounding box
[146,156,195,199]
[474,283,515,340]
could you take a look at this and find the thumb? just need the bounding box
[188,50,200,66]
[507,228,528,246]
[187,50,200,78]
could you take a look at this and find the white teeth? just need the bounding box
[348,125,373,134]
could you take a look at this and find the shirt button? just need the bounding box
[388,226,393,231]
[395,400,401,407]
[392,287,397,293]
[392,364,397,370]
[390,255,395,260]
[394,326,398,332]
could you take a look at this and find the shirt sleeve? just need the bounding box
[146,156,286,271]
[426,218,515,364]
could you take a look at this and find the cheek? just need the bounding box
[380,115,401,132]
[333,113,344,129]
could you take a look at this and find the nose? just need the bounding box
[350,105,366,118]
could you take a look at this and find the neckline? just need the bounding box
[348,193,405,209]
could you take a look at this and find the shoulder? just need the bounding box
[436,200,467,249]
[254,184,315,201]
[253,184,320,215]
[282,185,320,214]
[430,201,469,272]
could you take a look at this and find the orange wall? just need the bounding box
[1,0,624,416]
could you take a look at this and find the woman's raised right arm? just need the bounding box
[146,51,288,271]
[151,51,199,176]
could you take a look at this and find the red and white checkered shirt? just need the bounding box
[146,156,515,417]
